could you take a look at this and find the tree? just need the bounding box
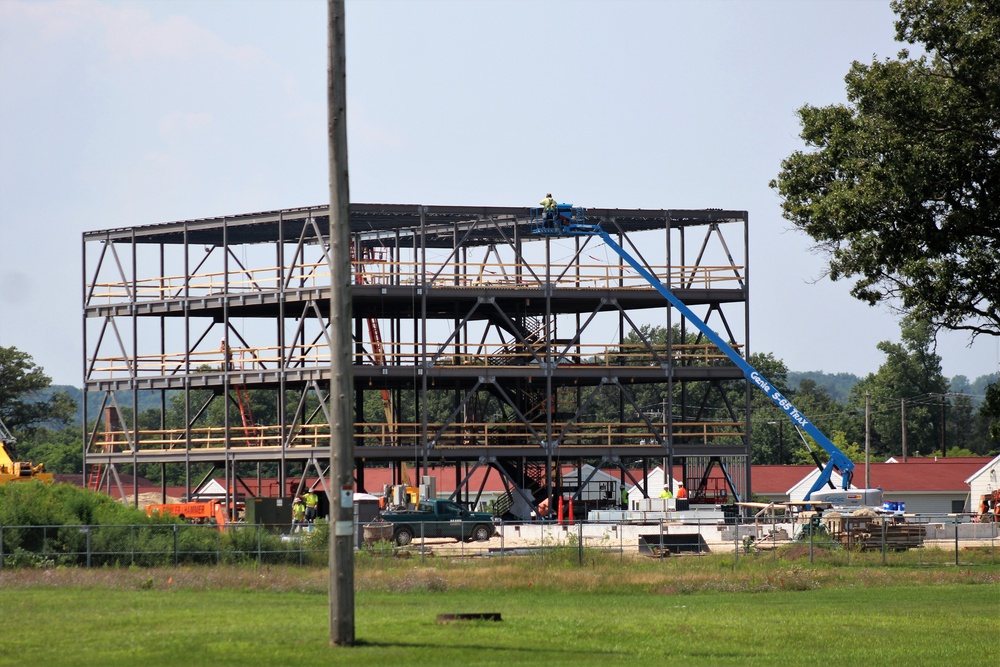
[981,382,1000,442]
[782,378,857,464]
[770,0,1000,339]
[789,430,865,466]
[732,352,795,464]
[848,317,949,458]
[15,426,83,474]
[946,392,980,454]
[0,346,75,442]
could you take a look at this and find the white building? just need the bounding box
[625,466,683,508]
[965,454,1000,512]
[786,458,995,515]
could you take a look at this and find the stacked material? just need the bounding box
[823,511,924,551]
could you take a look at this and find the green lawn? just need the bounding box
[3,572,996,666]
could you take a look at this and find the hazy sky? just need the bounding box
[1,0,996,387]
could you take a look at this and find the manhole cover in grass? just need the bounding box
[436,613,502,623]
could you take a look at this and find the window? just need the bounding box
[952,499,966,513]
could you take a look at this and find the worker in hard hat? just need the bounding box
[675,482,688,499]
[539,193,557,227]
[291,497,306,533]
[659,484,673,500]
[303,488,319,525]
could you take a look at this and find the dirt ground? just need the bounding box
[125,492,183,508]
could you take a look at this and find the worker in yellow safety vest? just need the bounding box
[539,194,557,223]
[303,489,319,523]
[291,497,306,533]
[659,484,673,500]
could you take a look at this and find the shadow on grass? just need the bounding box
[352,638,621,656]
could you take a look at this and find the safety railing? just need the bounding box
[85,341,743,381]
[85,259,746,306]
[86,420,745,453]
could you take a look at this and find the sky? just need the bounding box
[0,0,996,388]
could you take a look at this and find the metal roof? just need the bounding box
[83,203,748,248]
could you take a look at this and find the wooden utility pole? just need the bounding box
[327,0,355,647]
[777,420,783,466]
[940,394,946,458]
[864,391,870,489]
[901,398,907,462]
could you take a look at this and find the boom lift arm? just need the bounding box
[530,207,858,500]
[0,416,15,448]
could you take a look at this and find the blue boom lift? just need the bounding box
[528,204,881,505]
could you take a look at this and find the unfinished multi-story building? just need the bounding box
[82,204,751,518]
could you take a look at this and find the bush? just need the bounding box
[0,481,149,527]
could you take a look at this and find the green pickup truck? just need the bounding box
[375,498,498,546]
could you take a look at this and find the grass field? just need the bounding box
[2,555,997,666]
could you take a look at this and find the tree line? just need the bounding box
[2,319,996,486]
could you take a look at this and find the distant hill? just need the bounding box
[788,371,997,405]
[948,372,998,404]
[787,371,860,403]
[35,386,173,425]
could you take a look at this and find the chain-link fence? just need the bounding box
[2,514,996,568]
[0,523,329,568]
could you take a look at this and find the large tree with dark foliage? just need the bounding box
[0,346,74,438]
[0,346,77,469]
[770,0,999,338]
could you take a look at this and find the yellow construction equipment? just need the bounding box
[0,416,53,485]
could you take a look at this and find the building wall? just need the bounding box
[562,467,626,503]
[881,493,968,516]
[968,457,1000,512]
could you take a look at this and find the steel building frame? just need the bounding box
[82,204,752,517]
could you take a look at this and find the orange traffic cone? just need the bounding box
[557,496,564,525]
[568,497,574,523]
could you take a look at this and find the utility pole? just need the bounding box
[327,0,355,647]
[900,398,907,462]
[940,394,946,458]
[662,397,671,487]
[777,420,783,465]
[864,391,870,489]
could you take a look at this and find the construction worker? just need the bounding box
[303,488,319,524]
[659,484,672,500]
[291,497,306,533]
[676,482,688,499]
[539,193,557,225]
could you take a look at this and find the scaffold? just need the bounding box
[82,204,752,518]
